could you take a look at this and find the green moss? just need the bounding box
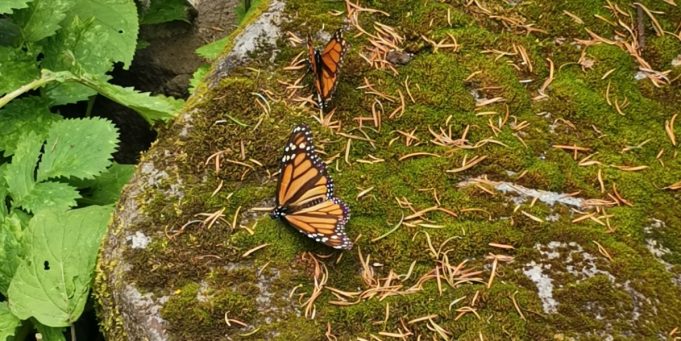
[99,0,681,339]
[161,282,258,340]
[645,34,681,69]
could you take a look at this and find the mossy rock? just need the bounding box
[95,0,681,339]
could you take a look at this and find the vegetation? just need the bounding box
[0,0,189,339]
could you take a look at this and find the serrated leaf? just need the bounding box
[0,302,21,340]
[8,205,112,327]
[0,0,33,14]
[189,64,209,94]
[37,118,119,181]
[0,46,39,95]
[41,16,108,104]
[196,35,229,60]
[141,0,190,25]
[0,96,62,156]
[77,163,133,205]
[66,0,138,68]
[35,322,66,341]
[4,132,42,202]
[14,181,80,213]
[13,0,76,42]
[77,74,183,123]
[35,70,183,122]
[0,214,23,295]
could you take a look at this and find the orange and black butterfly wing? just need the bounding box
[308,29,347,108]
[272,124,352,250]
[274,124,333,209]
[284,198,352,250]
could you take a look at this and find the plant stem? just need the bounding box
[85,95,96,117]
[71,324,77,341]
[0,75,53,109]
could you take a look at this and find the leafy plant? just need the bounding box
[0,0,188,339]
[0,118,123,339]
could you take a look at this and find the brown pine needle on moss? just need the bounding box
[242,243,269,258]
[593,240,614,262]
[301,252,328,319]
[511,291,526,320]
[553,144,591,160]
[344,139,352,165]
[563,10,584,24]
[475,97,505,107]
[371,214,404,242]
[663,180,681,190]
[398,152,440,161]
[487,256,498,289]
[611,183,633,206]
[407,314,438,325]
[325,323,337,341]
[610,164,648,172]
[489,242,514,250]
[210,180,224,197]
[666,114,677,146]
[224,312,249,327]
[514,44,533,72]
[196,208,227,230]
[521,210,543,223]
[447,155,487,173]
[356,186,375,200]
[378,331,411,339]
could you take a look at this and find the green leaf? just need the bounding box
[0,96,61,156]
[76,74,183,123]
[0,164,8,219]
[15,181,80,213]
[13,0,77,42]
[0,18,23,45]
[37,117,119,181]
[35,322,66,341]
[189,64,209,94]
[41,16,108,104]
[8,205,113,327]
[0,0,33,14]
[0,46,39,95]
[77,163,134,205]
[15,70,183,123]
[0,302,21,340]
[0,214,23,295]
[66,0,139,69]
[196,35,229,60]
[141,0,190,25]
[4,132,42,203]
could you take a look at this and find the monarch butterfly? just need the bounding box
[308,29,348,109]
[270,124,352,250]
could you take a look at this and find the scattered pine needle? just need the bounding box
[666,114,677,146]
[664,180,681,190]
[511,291,526,320]
[242,243,270,258]
[371,214,404,242]
[489,242,514,250]
[592,240,614,262]
[398,152,440,161]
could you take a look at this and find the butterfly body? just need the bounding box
[271,124,352,250]
[307,30,348,109]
